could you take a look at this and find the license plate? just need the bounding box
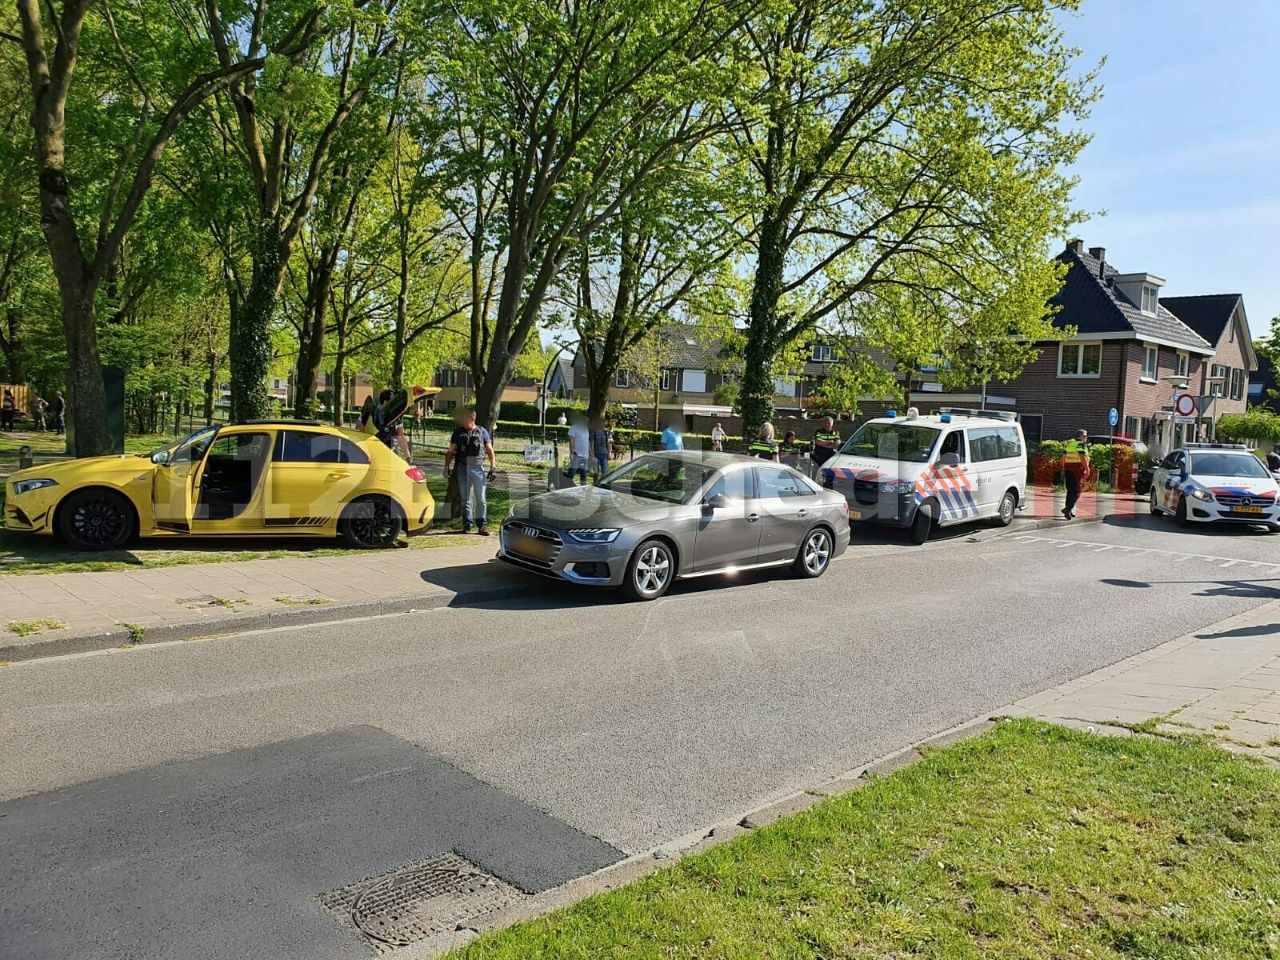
[847,507,862,520]
[506,531,553,559]
[1231,505,1262,514]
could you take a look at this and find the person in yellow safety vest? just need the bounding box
[1061,429,1091,520]
[812,416,842,468]
[747,422,780,462]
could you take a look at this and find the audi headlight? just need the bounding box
[13,478,58,495]
[880,481,914,494]
[1189,488,1213,501]
[567,528,621,544]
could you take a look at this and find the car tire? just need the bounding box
[793,526,833,578]
[57,488,135,551]
[1149,488,1161,516]
[994,489,1018,527]
[339,496,404,548]
[622,538,675,601]
[910,500,936,545]
[1267,523,1280,535]
[1175,495,1190,528]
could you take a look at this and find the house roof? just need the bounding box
[1158,294,1256,370]
[1053,246,1213,354]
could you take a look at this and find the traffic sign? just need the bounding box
[1174,393,1196,417]
[1108,407,1118,427]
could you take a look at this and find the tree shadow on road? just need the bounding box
[1195,622,1280,640]
[1100,576,1280,600]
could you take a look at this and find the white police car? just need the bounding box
[1149,443,1280,531]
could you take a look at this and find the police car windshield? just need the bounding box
[1189,453,1269,479]
[841,423,941,463]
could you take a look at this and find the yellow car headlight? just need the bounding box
[13,478,58,495]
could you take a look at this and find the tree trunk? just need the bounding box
[204,349,218,424]
[229,221,282,421]
[330,351,347,428]
[741,214,788,435]
[3,308,25,383]
[293,259,332,420]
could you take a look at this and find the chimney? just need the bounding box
[1089,246,1106,277]
[1067,238,1084,254]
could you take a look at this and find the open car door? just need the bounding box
[151,427,218,534]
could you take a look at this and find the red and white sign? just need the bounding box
[1174,393,1196,417]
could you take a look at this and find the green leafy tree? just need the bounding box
[727,0,1096,432]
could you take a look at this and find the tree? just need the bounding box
[204,0,397,421]
[11,0,293,453]
[727,0,1095,432]
[430,0,753,428]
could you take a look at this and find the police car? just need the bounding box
[1149,443,1280,531]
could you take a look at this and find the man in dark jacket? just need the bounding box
[444,408,497,535]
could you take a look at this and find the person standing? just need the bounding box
[1062,429,1091,520]
[710,422,726,452]
[746,422,780,462]
[1,389,14,431]
[445,407,497,535]
[31,394,47,432]
[556,411,568,426]
[660,418,683,451]
[590,417,611,481]
[359,389,413,461]
[52,390,66,435]
[567,414,591,485]
[812,416,842,468]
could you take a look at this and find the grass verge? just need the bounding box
[453,720,1280,960]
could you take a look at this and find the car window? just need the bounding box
[160,426,218,462]
[597,454,714,503]
[702,467,752,503]
[757,466,813,499]
[968,427,1023,462]
[938,431,966,463]
[275,430,370,464]
[1189,453,1268,479]
[206,433,271,462]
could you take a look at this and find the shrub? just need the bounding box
[1216,409,1280,444]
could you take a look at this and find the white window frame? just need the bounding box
[810,343,835,363]
[660,368,677,391]
[1140,285,1158,315]
[1175,351,1189,378]
[1140,344,1159,382]
[614,369,630,388]
[1058,341,1103,379]
[1210,363,1227,397]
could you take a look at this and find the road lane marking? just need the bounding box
[997,533,1280,571]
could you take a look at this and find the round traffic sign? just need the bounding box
[1108,407,1119,427]
[1174,393,1196,417]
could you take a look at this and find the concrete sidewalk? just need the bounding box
[1008,598,1280,763]
[0,538,513,661]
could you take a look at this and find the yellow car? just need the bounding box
[4,421,434,550]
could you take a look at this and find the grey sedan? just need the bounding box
[498,451,850,600]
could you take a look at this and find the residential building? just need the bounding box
[938,241,1253,454]
[431,366,540,413]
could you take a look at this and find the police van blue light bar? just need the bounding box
[886,409,897,418]
[940,413,952,423]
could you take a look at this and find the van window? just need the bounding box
[968,426,1023,463]
[938,431,965,463]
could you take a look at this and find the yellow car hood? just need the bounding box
[9,454,157,486]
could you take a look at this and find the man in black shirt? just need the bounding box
[444,407,497,535]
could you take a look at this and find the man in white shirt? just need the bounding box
[710,422,726,452]
[568,415,591,484]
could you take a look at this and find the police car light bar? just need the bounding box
[1185,442,1250,450]
[937,407,1017,422]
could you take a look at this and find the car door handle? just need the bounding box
[327,471,350,480]
[746,512,760,522]
[796,508,808,518]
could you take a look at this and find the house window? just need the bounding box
[614,369,630,388]
[1058,342,1102,378]
[1175,352,1188,378]
[1141,286,1159,314]
[660,368,677,391]
[1124,416,1138,439]
[810,343,835,363]
[682,369,707,393]
[1210,363,1227,397]
[773,376,797,397]
[1140,344,1159,381]
[1230,368,1244,401]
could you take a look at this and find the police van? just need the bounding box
[821,408,1027,543]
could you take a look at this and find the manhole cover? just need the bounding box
[321,854,523,954]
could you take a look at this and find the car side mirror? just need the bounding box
[937,452,961,467]
[704,493,728,512]
[151,450,170,465]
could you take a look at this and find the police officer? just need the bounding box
[746,422,780,462]
[1062,429,1091,519]
[812,416,841,469]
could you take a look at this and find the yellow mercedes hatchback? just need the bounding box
[4,421,434,550]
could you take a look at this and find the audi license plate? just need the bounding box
[507,530,553,560]
[1231,505,1262,515]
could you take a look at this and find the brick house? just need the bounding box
[960,241,1252,455]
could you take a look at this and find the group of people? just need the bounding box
[0,388,65,434]
[662,415,845,467]
[567,415,613,484]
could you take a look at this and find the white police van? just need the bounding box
[821,408,1027,543]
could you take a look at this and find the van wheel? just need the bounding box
[995,490,1017,527]
[910,501,936,544]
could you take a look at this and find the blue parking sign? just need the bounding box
[1108,407,1119,427]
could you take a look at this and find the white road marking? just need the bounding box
[999,533,1280,571]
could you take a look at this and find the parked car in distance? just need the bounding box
[4,421,434,551]
[821,407,1027,544]
[1149,443,1280,531]
[498,451,850,601]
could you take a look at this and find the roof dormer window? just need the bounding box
[1141,285,1159,315]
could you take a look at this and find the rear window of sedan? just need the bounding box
[275,431,370,464]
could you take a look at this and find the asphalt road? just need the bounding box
[2,512,1278,958]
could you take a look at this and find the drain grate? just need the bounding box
[321,854,524,955]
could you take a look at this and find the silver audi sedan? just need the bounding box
[498,451,850,600]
